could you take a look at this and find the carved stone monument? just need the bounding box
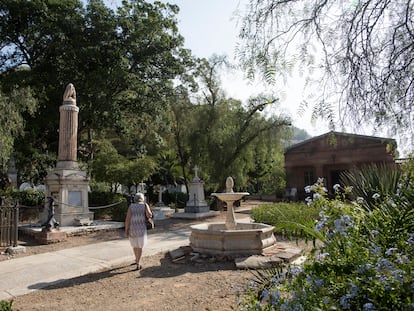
[184,165,209,213]
[42,83,93,227]
[152,185,174,220]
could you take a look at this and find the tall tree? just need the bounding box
[0,86,37,173]
[188,56,291,190]
[0,0,194,183]
[238,0,414,140]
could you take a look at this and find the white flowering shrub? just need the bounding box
[238,175,413,310]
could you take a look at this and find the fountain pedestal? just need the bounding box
[189,177,277,256]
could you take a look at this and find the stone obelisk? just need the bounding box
[57,83,79,170]
[42,83,93,227]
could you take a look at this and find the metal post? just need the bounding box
[13,204,19,247]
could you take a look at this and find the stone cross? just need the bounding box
[157,185,163,203]
[138,181,147,194]
[193,165,200,181]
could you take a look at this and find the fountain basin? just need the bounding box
[211,192,250,202]
[190,222,276,256]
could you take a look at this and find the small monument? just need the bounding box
[7,157,18,189]
[42,83,93,227]
[184,165,209,213]
[152,185,174,220]
[36,196,67,244]
[154,185,166,207]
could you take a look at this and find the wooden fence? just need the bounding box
[0,205,19,247]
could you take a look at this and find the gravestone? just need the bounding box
[184,165,209,213]
[152,185,174,220]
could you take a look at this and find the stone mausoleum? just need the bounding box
[284,131,397,200]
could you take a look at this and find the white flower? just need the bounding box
[356,197,365,204]
[372,193,380,199]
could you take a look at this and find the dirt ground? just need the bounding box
[2,201,310,311]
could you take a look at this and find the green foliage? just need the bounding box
[162,191,188,208]
[340,164,402,207]
[152,150,182,186]
[251,202,319,237]
[90,139,157,187]
[238,174,414,310]
[0,87,37,173]
[184,56,291,190]
[292,127,311,142]
[89,191,128,221]
[0,300,14,311]
[0,0,192,177]
[89,181,110,192]
[14,149,56,187]
[0,189,44,207]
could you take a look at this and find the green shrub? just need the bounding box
[0,189,45,223]
[89,191,128,221]
[0,300,14,311]
[0,189,44,206]
[251,202,320,237]
[340,163,401,207]
[238,176,414,310]
[162,191,189,208]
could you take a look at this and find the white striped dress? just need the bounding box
[128,203,148,248]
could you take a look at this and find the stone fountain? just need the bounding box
[190,177,277,256]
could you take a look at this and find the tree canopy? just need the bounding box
[0,87,36,171]
[238,0,414,140]
[183,56,292,191]
[0,0,295,195]
[0,0,194,175]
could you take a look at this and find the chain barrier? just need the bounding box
[16,200,125,210]
[52,199,125,210]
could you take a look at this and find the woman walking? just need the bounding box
[125,192,153,270]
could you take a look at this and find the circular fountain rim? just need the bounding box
[190,222,275,233]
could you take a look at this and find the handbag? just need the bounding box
[145,214,154,230]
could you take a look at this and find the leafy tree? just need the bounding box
[188,56,292,191]
[0,87,37,173]
[238,0,414,139]
[0,0,194,178]
[89,138,156,192]
[167,95,195,191]
[152,150,182,186]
